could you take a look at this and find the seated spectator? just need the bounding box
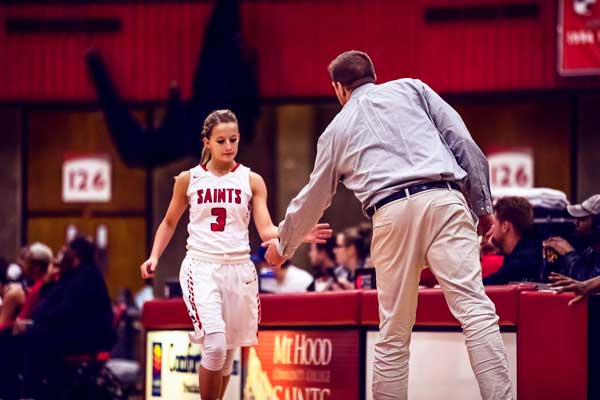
[0,257,26,332]
[308,237,343,292]
[260,261,313,293]
[543,194,600,281]
[20,236,116,398]
[483,197,544,285]
[334,227,369,289]
[13,242,53,327]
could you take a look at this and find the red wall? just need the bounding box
[2,0,600,102]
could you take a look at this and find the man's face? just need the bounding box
[491,215,509,252]
[574,216,593,238]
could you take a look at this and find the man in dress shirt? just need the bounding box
[264,50,511,399]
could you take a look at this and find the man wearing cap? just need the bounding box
[544,194,600,282]
[263,50,512,399]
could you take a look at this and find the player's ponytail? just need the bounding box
[201,109,238,165]
[200,147,211,165]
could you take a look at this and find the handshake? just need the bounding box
[262,223,332,267]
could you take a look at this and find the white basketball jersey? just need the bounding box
[186,163,252,256]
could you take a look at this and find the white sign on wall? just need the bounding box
[365,331,517,400]
[146,330,242,400]
[487,148,534,192]
[62,153,111,202]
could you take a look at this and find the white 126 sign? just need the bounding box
[488,148,534,191]
[62,154,111,202]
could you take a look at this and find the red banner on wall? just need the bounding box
[243,330,360,400]
[558,0,600,75]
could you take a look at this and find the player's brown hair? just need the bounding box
[201,109,238,165]
[328,50,376,91]
[494,196,534,237]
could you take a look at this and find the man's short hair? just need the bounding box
[316,236,336,261]
[69,236,96,266]
[328,50,376,91]
[494,197,534,236]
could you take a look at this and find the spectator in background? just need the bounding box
[483,197,544,285]
[21,236,115,398]
[544,194,600,281]
[0,257,26,332]
[135,278,154,310]
[13,242,53,330]
[334,226,369,289]
[308,237,343,292]
[261,261,313,293]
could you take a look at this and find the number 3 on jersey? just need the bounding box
[211,208,226,232]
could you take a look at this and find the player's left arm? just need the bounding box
[250,171,279,242]
[250,172,332,244]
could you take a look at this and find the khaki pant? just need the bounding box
[370,188,512,400]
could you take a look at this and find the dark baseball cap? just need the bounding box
[567,194,600,218]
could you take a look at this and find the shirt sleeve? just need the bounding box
[277,130,340,258]
[419,80,493,216]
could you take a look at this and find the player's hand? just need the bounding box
[549,272,588,306]
[140,257,158,279]
[542,237,575,256]
[477,213,495,246]
[303,223,333,244]
[261,239,287,268]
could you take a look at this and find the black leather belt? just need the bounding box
[366,181,461,218]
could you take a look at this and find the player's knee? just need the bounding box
[222,349,235,376]
[201,332,227,371]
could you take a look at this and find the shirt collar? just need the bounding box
[350,82,376,100]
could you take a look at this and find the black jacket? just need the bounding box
[560,246,600,282]
[483,237,544,285]
[30,262,115,354]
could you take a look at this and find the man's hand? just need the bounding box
[140,257,158,279]
[477,213,495,246]
[303,223,333,244]
[262,239,287,268]
[549,272,588,306]
[543,237,575,256]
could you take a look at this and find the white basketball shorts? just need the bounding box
[179,255,260,349]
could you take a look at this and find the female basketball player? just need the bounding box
[139,109,331,400]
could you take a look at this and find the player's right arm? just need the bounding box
[140,171,190,279]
